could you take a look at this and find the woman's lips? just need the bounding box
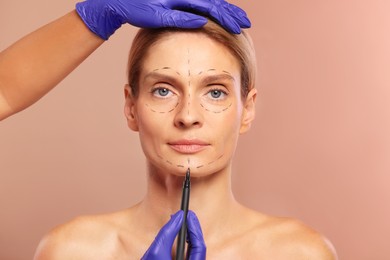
[168,140,209,154]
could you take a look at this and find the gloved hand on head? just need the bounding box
[141,210,206,260]
[76,0,251,40]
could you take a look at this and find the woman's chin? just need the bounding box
[148,153,228,177]
[163,163,226,178]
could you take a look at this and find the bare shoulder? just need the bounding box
[242,209,338,259]
[33,211,130,260]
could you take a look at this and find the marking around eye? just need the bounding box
[199,103,232,113]
[145,102,179,113]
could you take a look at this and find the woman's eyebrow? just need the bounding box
[200,73,236,85]
[143,70,182,84]
[143,70,236,86]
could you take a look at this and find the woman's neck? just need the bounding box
[136,163,241,240]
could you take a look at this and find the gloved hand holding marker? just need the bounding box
[75,0,251,40]
[142,169,206,260]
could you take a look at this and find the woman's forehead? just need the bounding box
[142,32,240,76]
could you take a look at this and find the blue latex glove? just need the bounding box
[186,210,206,260]
[142,210,206,260]
[76,0,251,40]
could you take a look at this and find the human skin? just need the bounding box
[34,32,337,259]
[0,11,104,120]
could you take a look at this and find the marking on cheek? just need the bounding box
[196,154,224,169]
[157,153,186,169]
[145,102,179,113]
[206,154,224,166]
[199,103,233,113]
[156,154,172,166]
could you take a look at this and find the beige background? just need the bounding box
[1,0,390,259]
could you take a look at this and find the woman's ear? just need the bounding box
[240,88,257,134]
[124,84,139,132]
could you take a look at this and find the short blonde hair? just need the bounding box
[127,20,256,99]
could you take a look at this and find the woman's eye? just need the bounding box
[208,89,227,99]
[152,87,172,98]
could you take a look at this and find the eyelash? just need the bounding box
[150,85,229,100]
[150,85,175,98]
[206,87,228,100]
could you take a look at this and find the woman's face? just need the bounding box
[125,32,256,177]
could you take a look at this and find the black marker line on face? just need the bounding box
[187,49,191,77]
[187,93,191,116]
[195,153,224,168]
[145,102,180,114]
[155,67,181,76]
[200,103,233,113]
[156,152,224,170]
[144,67,183,113]
[187,49,192,117]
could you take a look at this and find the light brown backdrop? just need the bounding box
[1,1,389,259]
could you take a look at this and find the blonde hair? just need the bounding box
[127,20,257,99]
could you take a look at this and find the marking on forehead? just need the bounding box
[187,46,191,116]
[152,67,181,76]
[187,48,191,77]
[197,69,234,80]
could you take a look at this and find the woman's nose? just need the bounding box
[173,94,203,128]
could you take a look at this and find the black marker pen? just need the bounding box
[176,168,190,260]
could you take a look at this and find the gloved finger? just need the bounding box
[158,10,208,28]
[142,210,184,259]
[167,0,244,33]
[224,3,251,28]
[186,210,206,260]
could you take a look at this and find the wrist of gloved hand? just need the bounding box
[76,0,123,40]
